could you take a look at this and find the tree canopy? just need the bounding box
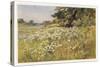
[52,7,96,27]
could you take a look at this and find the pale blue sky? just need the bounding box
[17,5,56,23]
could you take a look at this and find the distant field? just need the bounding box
[18,23,96,63]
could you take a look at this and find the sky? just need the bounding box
[17,5,56,23]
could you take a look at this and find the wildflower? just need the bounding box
[68,39,70,42]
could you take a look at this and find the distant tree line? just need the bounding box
[18,18,39,25]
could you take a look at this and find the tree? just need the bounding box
[28,20,38,25]
[29,20,34,24]
[52,7,95,27]
[18,18,25,23]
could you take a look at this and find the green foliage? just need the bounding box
[18,18,25,23]
[52,7,96,27]
[28,20,34,24]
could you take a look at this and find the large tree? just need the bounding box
[52,7,95,27]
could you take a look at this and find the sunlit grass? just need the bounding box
[18,23,96,63]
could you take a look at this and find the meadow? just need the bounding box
[18,22,96,63]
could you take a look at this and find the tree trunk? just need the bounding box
[65,9,77,27]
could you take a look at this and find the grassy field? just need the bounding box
[18,22,96,63]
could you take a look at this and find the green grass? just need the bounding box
[18,23,96,63]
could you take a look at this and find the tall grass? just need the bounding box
[18,23,96,63]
